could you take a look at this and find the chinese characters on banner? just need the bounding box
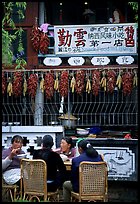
[54,23,137,55]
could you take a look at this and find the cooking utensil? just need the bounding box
[58,113,80,129]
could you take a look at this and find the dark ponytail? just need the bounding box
[78,139,98,158]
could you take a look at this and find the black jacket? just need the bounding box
[33,148,67,191]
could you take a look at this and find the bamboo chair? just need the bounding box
[20,158,59,202]
[71,161,108,202]
[2,177,19,202]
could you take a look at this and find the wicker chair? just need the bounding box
[2,177,19,202]
[20,158,59,202]
[71,161,108,202]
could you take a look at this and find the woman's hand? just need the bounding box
[8,148,20,160]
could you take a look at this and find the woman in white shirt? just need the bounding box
[2,135,25,185]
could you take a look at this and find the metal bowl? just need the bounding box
[58,113,79,128]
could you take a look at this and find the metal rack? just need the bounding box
[2,68,138,130]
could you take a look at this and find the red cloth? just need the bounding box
[124,134,132,139]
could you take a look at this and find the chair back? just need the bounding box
[79,161,108,201]
[20,158,47,201]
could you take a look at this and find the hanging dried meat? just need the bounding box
[122,71,133,95]
[27,73,38,98]
[12,71,23,97]
[44,72,54,99]
[59,71,69,98]
[75,70,85,95]
[106,70,116,93]
[2,72,7,95]
[91,70,101,96]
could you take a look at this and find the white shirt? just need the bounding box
[2,157,21,185]
[2,157,12,171]
[3,168,21,185]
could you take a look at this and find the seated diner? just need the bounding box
[54,137,76,161]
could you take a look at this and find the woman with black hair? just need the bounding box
[55,137,76,160]
[63,139,103,202]
[33,135,67,192]
[2,135,25,185]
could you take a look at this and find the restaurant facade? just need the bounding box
[2,0,138,189]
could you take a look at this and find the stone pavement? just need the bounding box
[59,181,138,202]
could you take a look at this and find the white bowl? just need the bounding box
[60,154,69,162]
[16,154,27,159]
[77,129,89,135]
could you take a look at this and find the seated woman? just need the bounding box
[63,139,103,202]
[33,135,67,192]
[55,137,76,161]
[2,135,25,185]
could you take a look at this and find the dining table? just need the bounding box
[63,154,104,171]
[64,160,72,171]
